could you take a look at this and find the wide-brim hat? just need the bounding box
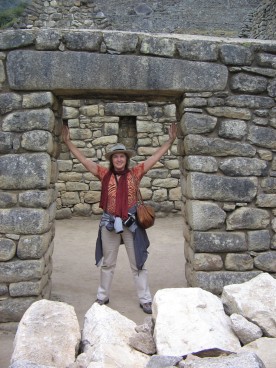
[105,143,135,160]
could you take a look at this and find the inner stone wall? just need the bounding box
[58,99,180,219]
[0,28,276,323]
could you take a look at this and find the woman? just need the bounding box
[62,122,177,314]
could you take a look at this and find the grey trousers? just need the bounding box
[96,226,152,304]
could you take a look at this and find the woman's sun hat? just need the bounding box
[105,143,135,160]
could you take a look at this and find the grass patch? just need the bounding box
[0,2,28,29]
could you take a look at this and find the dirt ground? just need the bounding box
[0,216,186,368]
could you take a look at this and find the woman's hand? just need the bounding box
[62,124,70,144]
[168,122,177,144]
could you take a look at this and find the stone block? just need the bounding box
[0,238,16,261]
[63,30,102,51]
[0,92,22,114]
[141,36,175,57]
[7,51,228,93]
[0,30,35,50]
[104,32,139,53]
[3,108,55,132]
[219,44,253,65]
[227,207,270,230]
[191,231,247,253]
[183,156,218,172]
[248,230,271,251]
[105,102,148,116]
[184,135,256,157]
[230,73,268,94]
[218,119,247,139]
[0,153,51,190]
[177,40,218,61]
[186,200,226,231]
[248,126,276,149]
[0,259,44,283]
[187,173,258,202]
[225,253,254,271]
[0,208,50,234]
[21,131,54,153]
[17,231,52,259]
[180,113,217,135]
[219,157,268,176]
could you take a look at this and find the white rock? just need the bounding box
[230,313,263,345]
[82,303,149,367]
[221,273,276,337]
[153,288,241,356]
[10,300,81,368]
[239,337,276,368]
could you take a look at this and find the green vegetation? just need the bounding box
[0,1,28,29]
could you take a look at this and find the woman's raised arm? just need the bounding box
[62,125,99,176]
[143,122,177,173]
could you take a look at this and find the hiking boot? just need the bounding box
[140,302,152,314]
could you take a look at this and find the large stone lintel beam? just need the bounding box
[7,51,228,95]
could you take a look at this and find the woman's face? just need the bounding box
[112,153,127,172]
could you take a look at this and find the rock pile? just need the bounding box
[9,273,276,368]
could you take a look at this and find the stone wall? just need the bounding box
[57,99,180,219]
[240,0,276,40]
[0,28,276,323]
[10,0,268,39]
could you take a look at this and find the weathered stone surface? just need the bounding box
[248,126,276,149]
[35,29,61,50]
[225,253,254,271]
[0,92,22,114]
[186,267,261,294]
[219,157,268,176]
[256,53,276,69]
[180,113,217,135]
[22,92,55,108]
[0,208,50,234]
[0,153,51,190]
[0,238,16,261]
[0,259,44,283]
[256,193,276,207]
[192,254,223,271]
[177,40,218,61]
[261,177,276,193]
[230,313,263,345]
[82,303,149,367]
[19,189,56,209]
[21,131,54,153]
[254,251,276,272]
[207,106,251,120]
[183,352,265,368]
[0,30,35,50]
[105,102,148,116]
[7,51,228,93]
[218,119,247,139]
[226,95,275,109]
[62,31,102,51]
[153,288,241,356]
[129,331,157,355]
[0,132,13,153]
[146,355,183,368]
[104,32,139,53]
[227,207,270,230]
[187,173,258,202]
[240,337,276,368]
[184,135,256,157]
[186,200,226,231]
[10,300,81,367]
[219,44,254,65]
[9,275,49,297]
[140,36,175,57]
[191,231,247,253]
[248,230,271,251]
[268,79,276,98]
[222,273,276,337]
[230,73,268,93]
[183,156,218,172]
[0,297,38,323]
[17,232,52,259]
[2,108,55,132]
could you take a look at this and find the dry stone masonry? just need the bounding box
[57,99,180,219]
[0,28,276,323]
